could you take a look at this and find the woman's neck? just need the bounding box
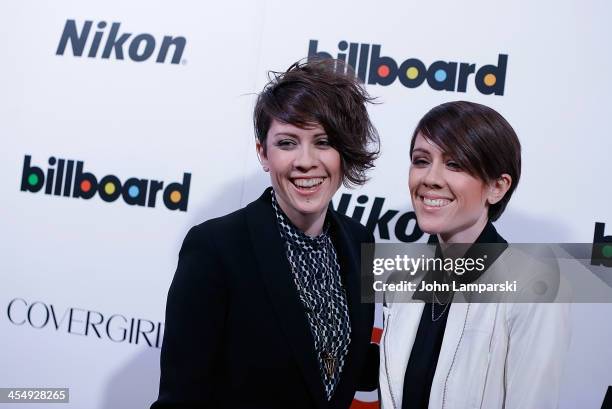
[438,212,489,244]
[276,196,327,237]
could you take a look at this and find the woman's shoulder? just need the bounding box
[185,191,275,245]
[492,245,562,301]
[188,207,249,240]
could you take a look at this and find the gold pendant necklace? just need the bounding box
[323,351,336,378]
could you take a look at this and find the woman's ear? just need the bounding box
[256,140,269,172]
[487,174,512,205]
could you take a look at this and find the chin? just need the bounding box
[292,199,327,216]
[415,216,446,236]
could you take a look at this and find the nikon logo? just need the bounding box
[333,193,424,242]
[56,19,186,64]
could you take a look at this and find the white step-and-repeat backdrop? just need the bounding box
[1,1,611,408]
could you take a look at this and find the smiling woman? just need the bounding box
[408,129,515,244]
[257,120,342,236]
[379,101,570,409]
[151,59,381,409]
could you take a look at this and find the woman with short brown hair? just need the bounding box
[152,59,380,409]
[379,101,570,409]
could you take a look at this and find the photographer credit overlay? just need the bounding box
[361,243,612,304]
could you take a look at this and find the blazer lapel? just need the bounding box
[428,302,470,409]
[328,210,362,347]
[245,190,327,409]
[326,210,367,405]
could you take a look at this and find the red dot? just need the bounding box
[377,65,390,78]
[81,180,92,192]
[350,399,380,409]
[371,327,383,344]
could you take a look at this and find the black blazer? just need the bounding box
[151,188,377,409]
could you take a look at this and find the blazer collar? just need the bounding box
[245,188,361,408]
[414,221,508,301]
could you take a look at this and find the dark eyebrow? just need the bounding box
[412,147,456,161]
[411,147,430,155]
[272,132,299,138]
[272,132,328,138]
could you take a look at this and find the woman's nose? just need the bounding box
[294,146,317,171]
[423,163,444,188]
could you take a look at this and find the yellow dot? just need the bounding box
[406,67,419,80]
[170,191,182,203]
[104,183,116,195]
[484,74,497,86]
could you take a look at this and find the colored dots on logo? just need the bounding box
[377,65,390,78]
[128,186,140,198]
[434,69,447,82]
[308,40,508,95]
[169,191,181,203]
[406,67,419,80]
[28,174,39,186]
[21,155,191,211]
[104,182,116,195]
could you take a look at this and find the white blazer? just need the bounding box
[379,247,571,409]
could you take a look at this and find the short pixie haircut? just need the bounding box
[254,59,380,187]
[410,101,521,221]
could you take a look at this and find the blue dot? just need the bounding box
[434,69,447,82]
[128,186,140,198]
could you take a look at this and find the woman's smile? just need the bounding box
[258,119,342,236]
[291,176,326,191]
[419,194,454,209]
[409,132,491,243]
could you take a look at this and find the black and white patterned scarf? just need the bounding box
[270,190,352,400]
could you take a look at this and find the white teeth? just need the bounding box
[423,197,451,207]
[293,178,324,188]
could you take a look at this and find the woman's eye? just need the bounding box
[276,140,296,148]
[412,158,429,166]
[316,139,331,146]
[446,161,462,170]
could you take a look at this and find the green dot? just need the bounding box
[603,245,612,258]
[28,174,39,185]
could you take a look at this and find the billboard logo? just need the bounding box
[592,222,612,268]
[56,19,186,64]
[20,155,190,211]
[309,40,507,95]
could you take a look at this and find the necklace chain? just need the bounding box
[431,290,452,321]
[431,300,450,321]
